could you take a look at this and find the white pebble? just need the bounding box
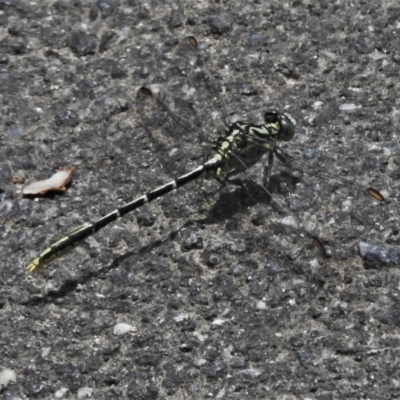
[113,322,137,335]
[193,358,207,367]
[78,387,93,398]
[256,300,267,310]
[54,388,68,398]
[0,368,16,388]
[41,347,51,358]
[339,103,361,111]
[312,101,323,110]
[174,313,188,322]
[211,318,226,326]
[238,368,263,377]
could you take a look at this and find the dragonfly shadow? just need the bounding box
[199,170,300,224]
[23,239,166,304]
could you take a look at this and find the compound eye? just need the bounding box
[279,113,296,141]
[264,111,279,124]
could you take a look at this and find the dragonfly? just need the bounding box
[25,37,384,272]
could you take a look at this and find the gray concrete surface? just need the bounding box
[1,0,400,399]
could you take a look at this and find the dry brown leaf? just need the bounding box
[22,165,77,196]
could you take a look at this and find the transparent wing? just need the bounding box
[267,143,389,259]
[274,146,385,202]
[227,123,387,258]
[136,84,207,142]
[174,36,232,132]
[136,84,209,177]
[135,37,234,176]
[225,149,330,259]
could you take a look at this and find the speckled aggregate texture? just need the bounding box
[1,0,400,399]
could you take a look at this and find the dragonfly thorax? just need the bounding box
[210,111,296,176]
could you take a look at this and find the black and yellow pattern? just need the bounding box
[26,36,384,273]
[26,93,296,272]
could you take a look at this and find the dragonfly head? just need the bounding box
[264,111,296,142]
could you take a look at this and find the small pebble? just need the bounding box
[113,322,136,335]
[0,369,16,389]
